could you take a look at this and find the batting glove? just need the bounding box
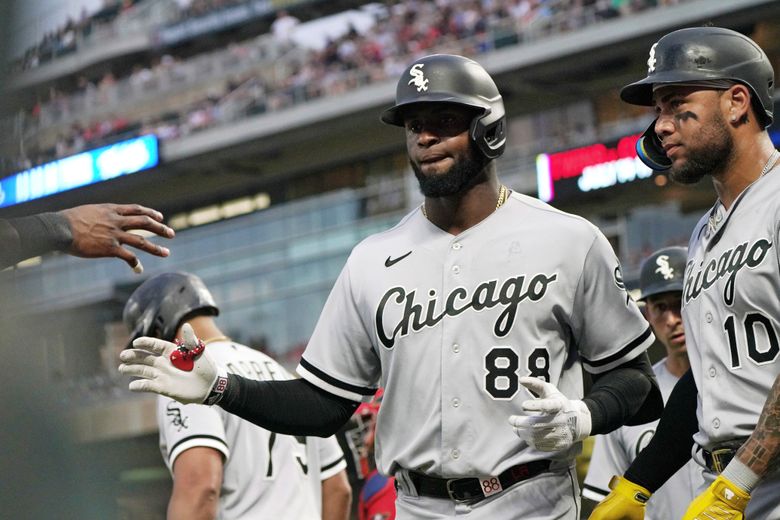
[588,475,650,520]
[682,475,750,520]
[508,376,591,452]
[118,323,228,405]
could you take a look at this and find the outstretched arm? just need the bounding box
[1,203,174,272]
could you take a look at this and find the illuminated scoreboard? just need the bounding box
[0,135,159,208]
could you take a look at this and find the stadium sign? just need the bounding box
[536,133,652,203]
[0,135,159,208]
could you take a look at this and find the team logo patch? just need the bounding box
[647,43,658,73]
[408,64,429,92]
[654,254,675,280]
[166,402,189,431]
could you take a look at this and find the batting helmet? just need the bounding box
[638,246,688,301]
[380,54,507,159]
[123,272,219,348]
[621,27,775,170]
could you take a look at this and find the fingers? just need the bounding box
[112,244,143,273]
[128,378,164,394]
[118,348,159,365]
[118,363,159,380]
[119,231,171,258]
[114,203,165,223]
[181,323,199,349]
[131,336,175,356]
[118,214,175,239]
[519,376,552,397]
[523,398,564,414]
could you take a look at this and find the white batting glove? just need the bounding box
[118,323,228,405]
[508,377,591,452]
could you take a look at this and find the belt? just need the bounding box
[701,439,748,473]
[405,460,551,503]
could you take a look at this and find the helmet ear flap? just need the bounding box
[636,119,671,171]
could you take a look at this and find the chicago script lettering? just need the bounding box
[375,273,558,349]
[684,239,772,306]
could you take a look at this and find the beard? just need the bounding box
[411,146,488,197]
[669,111,734,185]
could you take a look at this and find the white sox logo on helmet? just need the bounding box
[654,255,675,280]
[408,64,429,92]
[647,43,658,73]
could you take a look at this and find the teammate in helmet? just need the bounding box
[589,26,780,520]
[120,54,663,519]
[583,247,698,519]
[123,272,352,520]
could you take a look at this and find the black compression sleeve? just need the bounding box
[218,374,359,437]
[0,213,72,269]
[584,352,663,434]
[625,369,698,492]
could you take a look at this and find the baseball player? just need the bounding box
[122,272,351,520]
[589,27,780,519]
[582,246,699,519]
[119,54,664,519]
[0,203,174,272]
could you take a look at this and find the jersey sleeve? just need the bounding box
[315,434,348,480]
[157,396,230,470]
[582,431,630,502]
[297,261,381,402]
[573,231,655,374]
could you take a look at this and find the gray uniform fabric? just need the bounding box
[684,162,780,519]
[297,192,654,518]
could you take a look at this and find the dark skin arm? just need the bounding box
[1,203,174,272]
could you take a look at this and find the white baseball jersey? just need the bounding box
[683,161,780,518]
[583,359,699,519]
[298,191,655,479]
[158,340,346,520]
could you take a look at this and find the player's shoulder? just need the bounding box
[505,192,603,237]
[345,207,424,260]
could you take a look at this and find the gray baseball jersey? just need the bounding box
[158,340,346,520]
[583,359,699,519]
[297,191,654,481]
[683,161,780,518]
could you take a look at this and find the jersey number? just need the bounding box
[484,347,550,399]
[265,433,309,478]
[723,313,780,368]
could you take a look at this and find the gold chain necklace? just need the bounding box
[421,184,509,219]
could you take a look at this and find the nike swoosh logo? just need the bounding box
[385,251,412,267]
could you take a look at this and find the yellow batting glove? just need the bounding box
[682,475,750,520]
[588,475,650,520]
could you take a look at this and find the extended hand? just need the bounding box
[118,324,227,404]
[588,476,650,520]
[508,377,591,451]
[62,203,174,273]
[682,475,750,520]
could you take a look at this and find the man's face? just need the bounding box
[645,291,686,355]
[403,103,486,197]
[652,85,734,184]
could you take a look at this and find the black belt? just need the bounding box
[701,439,748,473]
[405,460,551,503]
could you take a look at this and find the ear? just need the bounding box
[723,84,752,125]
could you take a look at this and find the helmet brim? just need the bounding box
[639,282,684,302]
[620,70,741,106]
[380,97,489,126]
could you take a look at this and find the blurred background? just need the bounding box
[0,0,779,518]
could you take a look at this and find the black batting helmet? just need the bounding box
[123,272,219,348]
[380,54,506,159]
[638,246,688,301]
[621,27,775,170]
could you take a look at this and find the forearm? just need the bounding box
[735,371,780,478]
[0,213,71,269]
[625,369,698,492]
[321,472,352,520]
[584,352,662,434]
[168,490,218,520]
[219,376,359,437]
